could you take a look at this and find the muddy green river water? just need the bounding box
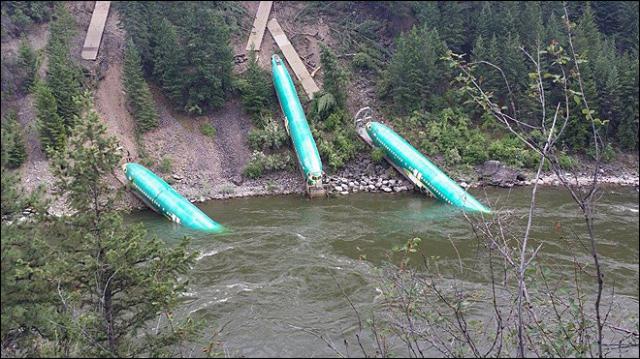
[132,186,639,357]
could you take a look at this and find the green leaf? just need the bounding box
[573,95,581,106]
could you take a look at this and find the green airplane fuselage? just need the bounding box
[271,54,323,186]
[367,122,490,213]
[124,163,225,233]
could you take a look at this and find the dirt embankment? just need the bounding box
[3,2,285,212]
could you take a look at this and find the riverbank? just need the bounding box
[169,153,639,204]
[27,152,639,218]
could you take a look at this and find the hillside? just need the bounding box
[1,1,638,214]
[1,2,639,357]
[1,2,311,210]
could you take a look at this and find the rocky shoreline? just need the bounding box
[23,155,640,218]
[177,155,639,204]
[320,157,640,197]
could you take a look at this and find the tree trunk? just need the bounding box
[104,285,116,354]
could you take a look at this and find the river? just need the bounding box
[132,186,639,357]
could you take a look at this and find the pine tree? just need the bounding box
[413,2,440,30]
[616,53,639,149]
[181,9,233,113]
[500,33,528,105]
[574,4,602,59]
[385,26,449,114]
[34,80,66,156]
[0,218,57,358]
[476,2,494,40]
[592,39,621,139]
[17,37,38,92]
[618,1,639,54]
[472,34,502,102]
[518,1,544,50]
[49,98,197,356]
[437,2,465,52]
[498,2,519,38]
[319,44,348,109]
[115,2,154,73]
[1,111,27,168]
[47,39,82,126]
[123,38,159,133]
[1,108,53,356]
[152,18,186,106]
[544,13,564,46]
[47,3,75,44]
[563,4,602,149]
[1,158,54,357]
[591,1,639,53]
[237,49,274,125]
[47,4,82,129]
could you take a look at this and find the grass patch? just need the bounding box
[159,156,173,173]
[200,123,216,138]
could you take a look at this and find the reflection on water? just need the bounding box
[129,187,639,357]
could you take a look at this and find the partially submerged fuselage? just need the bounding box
[366,122,491,213]
[271,54,325,197]
[123,163,225,233]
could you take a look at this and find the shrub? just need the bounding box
[309,108,363,172]
[243,151,293,179]
[352,52,376,71]
[587,143,616,163]
[412,108,489,165]
[444,147,462,165]
[159,157,172,173]
[323,112,343,132]
[200,123,216,138]
[396,108,539,168]
[310,91,337,121]
[487,137,537,168]
[263,152,293,171]
[316,125,363,172]
[243,159,263,179]
[371,147,385,163]
[247,119,287,150]
[557,152,577,170]
[139,156,154,169]
[319,44,348,108]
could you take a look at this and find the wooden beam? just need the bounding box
[267,18,320,99]
[81,1,111,60]
[245,1,273,52]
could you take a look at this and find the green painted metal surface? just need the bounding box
[366,122,491,213]
[271,54,323,186]
[123,163,225,233]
